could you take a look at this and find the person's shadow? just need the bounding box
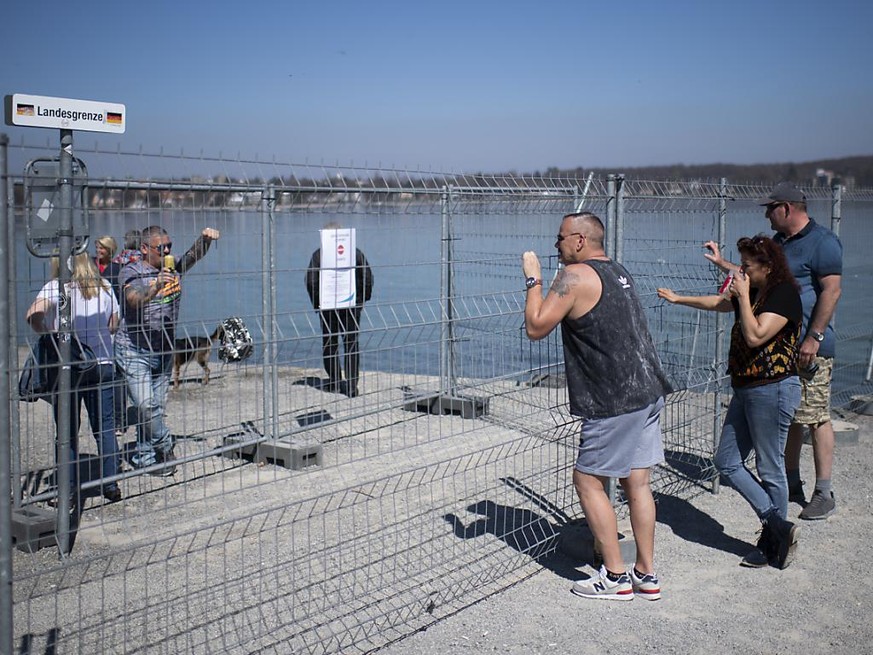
[443,479,586,581]
[657,449,755,555]
[29,454,115,503]
[292,376,353,396]
[443,475,752,575]
[444,499,559,559]
[655,492,751,556]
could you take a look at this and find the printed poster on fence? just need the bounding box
[319,228,356,310]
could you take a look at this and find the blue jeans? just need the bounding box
[52,364,120,492]
[115,340,173,467]
[715,377,801,521]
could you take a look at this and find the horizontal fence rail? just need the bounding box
[2,137,872,654]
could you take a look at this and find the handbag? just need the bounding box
[18,333,98,402]
[18,347,47,402]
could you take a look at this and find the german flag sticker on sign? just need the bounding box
[106,111,123,125]
[16,103,35,116]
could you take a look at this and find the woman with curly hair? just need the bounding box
[658,235,802,569]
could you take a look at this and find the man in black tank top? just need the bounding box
[523,211,670,601]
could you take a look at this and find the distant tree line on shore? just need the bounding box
[534,155,873,188]
[11,155,873,210]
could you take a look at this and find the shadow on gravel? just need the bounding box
[656,492,751,556]
[443,476,588,581]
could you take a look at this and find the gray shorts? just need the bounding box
[574,397,665,478]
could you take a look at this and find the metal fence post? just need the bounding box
[7,139,20,510]
[605,174,624,504]
[55,129,76,556]
[0,132,15,655]
[261,184,278,438]
[614,174,625,265]
[830,183,842,237]
[439,186,456,396]
[605,174,616,259]
[711,177,729,494]
[831,183,842,336]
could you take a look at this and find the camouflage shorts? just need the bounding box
[793,356,833,425]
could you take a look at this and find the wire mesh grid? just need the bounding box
[3,140,873,653]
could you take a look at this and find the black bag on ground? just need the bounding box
[18,333,98,402]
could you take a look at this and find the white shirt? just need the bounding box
[36,279,119,363]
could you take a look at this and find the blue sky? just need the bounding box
[3,0,872,172]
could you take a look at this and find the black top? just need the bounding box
[561,259,671,419]
[728,280,802,388]
[305,248,374,310]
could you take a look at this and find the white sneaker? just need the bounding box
[571,565,634,601]
[629,567,662,600]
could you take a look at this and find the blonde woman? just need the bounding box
[94,235,117,275]
[26,253,122,503]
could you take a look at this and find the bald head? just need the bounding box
[563,212,605,248]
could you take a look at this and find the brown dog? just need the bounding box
[173,325,224,390]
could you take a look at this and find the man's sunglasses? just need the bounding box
[146,243,172,253]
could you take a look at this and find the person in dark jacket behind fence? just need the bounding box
[305,222,373,398]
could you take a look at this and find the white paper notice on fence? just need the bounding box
[319,228,356,310]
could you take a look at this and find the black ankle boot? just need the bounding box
[765,514,800,569]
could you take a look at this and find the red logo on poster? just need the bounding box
[337,245,345,255]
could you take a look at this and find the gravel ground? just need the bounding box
[378,409,873,655]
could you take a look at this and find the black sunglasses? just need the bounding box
[146,242,172,253]
[556,232,582,242]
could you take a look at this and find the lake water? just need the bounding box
[11,201,873,398]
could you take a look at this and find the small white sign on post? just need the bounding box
[5,93,126,134]
[319,228,356,310]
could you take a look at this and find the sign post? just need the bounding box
[5,93,126,557]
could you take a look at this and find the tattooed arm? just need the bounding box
[522,253,595,341]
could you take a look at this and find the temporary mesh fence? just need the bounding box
[2,138,872,654]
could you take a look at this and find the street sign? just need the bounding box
[24,158,90,257]
[319,228,356,309]
[5,93,125,134]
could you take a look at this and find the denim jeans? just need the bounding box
[52,363,120,492]
[115,340,173,467]
[714,376,801,521]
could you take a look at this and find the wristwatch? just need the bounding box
[810,330,825,342]
[525,277,542,289]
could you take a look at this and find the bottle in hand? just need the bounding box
[718,271,734,294]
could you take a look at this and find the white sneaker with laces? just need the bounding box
[629,567,662,600]
[571,565,633,601]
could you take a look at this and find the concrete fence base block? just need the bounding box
[221,432,258,461]
[11,507,57,553]
[802,419,860,446]
[848,394,873,416]
[558,521,637,567]
[833,419,860,445]
[401,387,488,419]
[256,440,323,470]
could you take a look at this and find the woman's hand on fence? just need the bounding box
[703,240,726,268]
[657,287,679,304]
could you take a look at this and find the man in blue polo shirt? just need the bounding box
[705,182,843,520]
